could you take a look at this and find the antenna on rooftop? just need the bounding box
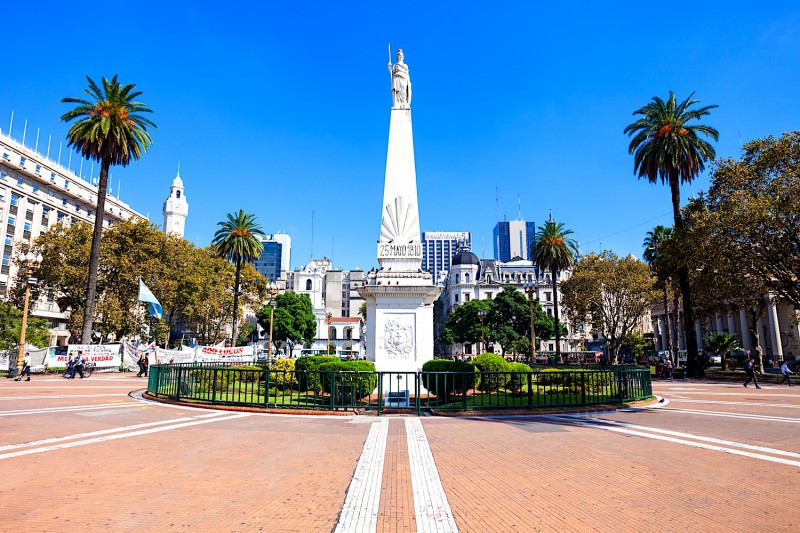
[311,210,315,259]
[495,187,499,222]
[8,111,13,137]
[58,142,63,165]
[517,193,521,220]
[34,128,40,151]
[46,134,51,159]
[22,119,27,145]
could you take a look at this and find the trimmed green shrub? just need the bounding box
[233,365,267,383]
[318,360,377,400]
[268,358,297,390]
[295,356,341,391]
[472,353,511,391]
[189,368,231,393]
[421,359,481,398]
[507,362,533,394]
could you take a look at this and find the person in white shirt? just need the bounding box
[780,361,794,386]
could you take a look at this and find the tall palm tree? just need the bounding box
[61,75,155,343]
[643,225,674,355]
[625,91,718,376]
[212,210,264,345]
[530,218,579,360]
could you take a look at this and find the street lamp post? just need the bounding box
[14,251,43,378]
[523,281,537,363]
[477,310,487,354]
[265,282,279,363]
[325,312,333,355]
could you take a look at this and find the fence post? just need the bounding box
[377,372,383,416]
[527,372,533,409]
[415,372,420,416]
[581,372,586,406]
[462,372,468,412]
[330,371,336,411]
[264,367,270,407]
[174,366,182,401]
[212,368,217,405]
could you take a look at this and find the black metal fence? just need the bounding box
[146,364,652,415]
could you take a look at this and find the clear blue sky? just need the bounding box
[2,2,798,271]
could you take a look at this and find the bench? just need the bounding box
[385,390,409,408]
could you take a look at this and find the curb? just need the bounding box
[141,392,362,416]
[428,396,659,417]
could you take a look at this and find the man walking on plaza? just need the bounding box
[780,361,794,385]
[73,351,85,379]
[14,352,31,382]
[743,357,761,389]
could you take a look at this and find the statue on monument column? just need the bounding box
[388,47,412,109]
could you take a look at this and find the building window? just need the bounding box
[455,274,460,284]
[176,190,181,199]
[2,153,8,160]
[19,157,26,166]
[35,165,41,173]
[64,180,69,189]
[4,236,11,247]
[464,293,470,302]
[329,327,337,340]
[62,198,67,206]
[465,273,470,283]
[7,216,15,226]
[454,294,459,303]
[23,222,31,232]
[10,194,18,207]
[486,292,493,299]
[50,172,56,182]
[32,185,38,193]
[546,292,551,302]
[16,178,23,186]
[1,253,9,266]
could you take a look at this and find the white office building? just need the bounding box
[0,129,145,345]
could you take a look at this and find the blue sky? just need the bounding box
[2,1,798,271]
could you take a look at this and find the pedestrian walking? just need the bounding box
[743,357,761,389]
[136,354,147,377]
[665,357,674,380]
[780,361,794,386]
[14,352,31,381]
[73,351,85,379]
[142,353,149,377]
[64,355,75,378]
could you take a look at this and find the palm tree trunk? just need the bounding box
[231,259,242,346]
[669,173,701,376]
[662,282,672,353]
[81,158,111,343]
[553,267,562,362]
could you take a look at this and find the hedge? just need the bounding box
[471,353,511,391]
[189,368,231,393]
[318,360,377,399]
[421,359,481,398]
[507,362,533,394]
[295,356,341,391]
[268,358,297,390]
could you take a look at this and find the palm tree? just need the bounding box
[61,75,155,343]
[625,91,718,376]
[530,218,579,360]
[704,332,741,371]
[643,225,674,355]
[212,210,264,345]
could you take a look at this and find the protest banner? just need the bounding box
[195,345,254,363]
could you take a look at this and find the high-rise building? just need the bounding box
[0,129,145,345]
[251,232,291,282]
[421,231,471,284]
[162,170,188,238]
[493,220,536,262]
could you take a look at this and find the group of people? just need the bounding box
[742,357,796,388]
[136,354,149,377]
[655,356,675,380]
[62,351,87,379]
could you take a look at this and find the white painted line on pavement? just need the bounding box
[0,411,225,452]
[0,403,146,416]
[547,415,800,468]
[406,417,459,533]
[0,394,128,400]
[335,418,389,533]
[560,415,800,459]
[0,412,250,461]
[669,399,800,409]
[660,407,800,423]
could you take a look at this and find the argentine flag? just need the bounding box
[138,280,163,319]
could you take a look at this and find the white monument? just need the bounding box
[358,48,442,381]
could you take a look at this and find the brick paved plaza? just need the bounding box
[0,374,797,532]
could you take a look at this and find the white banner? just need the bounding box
[155,347,195,364]
[195,345,254,363]
[122,341,156,371]
[48,344,122,369]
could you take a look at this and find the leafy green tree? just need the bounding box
[488,285,555,355]
[257,292,316,357]
[620,333,652,362]
[212,210,265,345]
[625,91,718,376]
[643,225,675,353]
[530,219,579,359]
[705,332,741,371]
[0,302,50,350]
[61,75,155,343]
[237,323,257,346]
[444,299,493,348]
[560,252,658,362]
